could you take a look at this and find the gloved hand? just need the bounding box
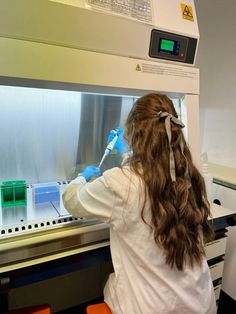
[79,166,101,182]
[107,127,129,155]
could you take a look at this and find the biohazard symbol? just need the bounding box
[136,64,142,71]
[181,3,194,21]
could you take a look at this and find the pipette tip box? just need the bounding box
[33,182,60,206]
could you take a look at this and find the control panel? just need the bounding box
[149,29,198,64]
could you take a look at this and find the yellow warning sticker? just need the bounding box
[181,3,194,21]
[136,64,142,71]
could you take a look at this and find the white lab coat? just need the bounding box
[63,166,216,314]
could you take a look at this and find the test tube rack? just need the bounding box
[1,180,27,208]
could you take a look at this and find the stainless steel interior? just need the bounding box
[0,86,137,234]
[0,86,137,183]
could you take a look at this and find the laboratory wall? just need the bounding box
[195,0,236,168]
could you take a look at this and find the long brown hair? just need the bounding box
[124,93,214,271]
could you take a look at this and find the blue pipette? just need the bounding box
[99,129,119,167]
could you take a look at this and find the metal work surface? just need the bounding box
[213,178,236,191]
[0,221,110,271]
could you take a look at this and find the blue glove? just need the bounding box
[107,127,129,155]
[79,166,101,182]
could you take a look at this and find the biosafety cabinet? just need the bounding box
[0,0,235,312]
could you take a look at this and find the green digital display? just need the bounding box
[160,39,175,52]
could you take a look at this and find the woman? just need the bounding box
[63,93,216,314]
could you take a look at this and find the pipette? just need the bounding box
[99,129,119,168]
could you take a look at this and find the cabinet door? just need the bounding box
[209,261,224,281]
[205,237,227,260]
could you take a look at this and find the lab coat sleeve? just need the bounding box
[62,174,116,223]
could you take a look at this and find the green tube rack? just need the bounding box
[1,180,27,208]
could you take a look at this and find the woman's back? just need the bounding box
[103,167,216,314]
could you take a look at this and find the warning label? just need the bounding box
[181,3,194,21]
[141,63,197,79]
[136,64,142,71]
[87,0,153,24]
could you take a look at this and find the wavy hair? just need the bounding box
[124,93,214,270]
